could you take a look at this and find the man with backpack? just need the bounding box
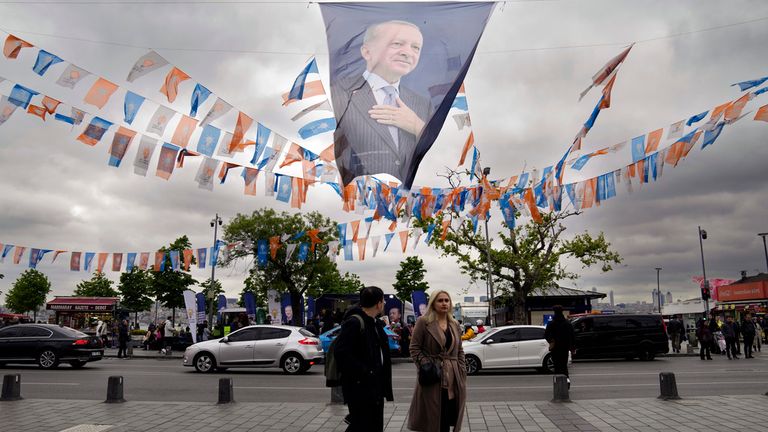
[330,286,393,432]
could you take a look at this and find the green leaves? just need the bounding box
[393,256,430,302]
[75,271,119,297]
[6,269,51,314]
[118,268,154,313]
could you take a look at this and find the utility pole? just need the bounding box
[758,232,768,273]
[698,226,710,317]
[207,214,222,330]
[655,267,662,314]
[482,166,495,327]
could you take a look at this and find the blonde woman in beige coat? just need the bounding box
[408,290,467,432]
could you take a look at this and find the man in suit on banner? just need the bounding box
[332,20,433,187]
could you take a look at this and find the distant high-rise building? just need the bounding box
[609,290,614,307]
[665,291,673,304]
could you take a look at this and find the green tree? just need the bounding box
[118,267,154,325]
[425,209,621,324]
[5,269,51,320]
[74,271,119,297]
[393,256,430,304]
[152,236,198,325]
[221,208,355,325]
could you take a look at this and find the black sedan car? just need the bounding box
[0,324,103,369]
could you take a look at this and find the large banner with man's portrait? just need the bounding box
[320,2,495,189]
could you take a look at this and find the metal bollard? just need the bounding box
[551,374,570,402]
[658,372,680,400]
[218,378,234,404]
[330,385,344,404]
[105,376,125,403]
[1,374,22,401]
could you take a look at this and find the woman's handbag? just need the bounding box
[417,355,442,386]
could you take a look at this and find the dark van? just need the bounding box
[570,314,668,361]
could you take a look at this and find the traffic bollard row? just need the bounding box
[551,374,570,402]
[218,377,234,404]
[1,374,22,401]
[105,376,125,403]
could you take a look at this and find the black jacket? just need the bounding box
[544,314,575,353]
[742,320,756,337]
[722,322,736,339]
[334,308,393,404]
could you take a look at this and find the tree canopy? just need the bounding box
[74,271,119,297]
[152,236,198,319]
[393,256,430,303]
[118,267,154,316]
[221,208,358,325]
[5,269,51,318]
[425,203,621,323]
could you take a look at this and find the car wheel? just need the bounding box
[69,360,88,369]
[38,349,59,369]
[281,353,304,375]
[540,353,555,374]
[194,352,217,373]
[638,345,655,361]
[465,355,481,375]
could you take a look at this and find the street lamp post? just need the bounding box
[698,226,710,317]
[655,267,662,314]
[207,214,222,330]
[482,167,495,327]
[758,232,768,273]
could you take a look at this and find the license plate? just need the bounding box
[91,351,102,357]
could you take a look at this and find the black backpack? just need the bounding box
[324,314,364,387]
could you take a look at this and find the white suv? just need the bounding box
[463,325,567,374]
[183,325,323,374]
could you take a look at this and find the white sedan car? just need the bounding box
[183,325,323,374]
[463,325,566,374]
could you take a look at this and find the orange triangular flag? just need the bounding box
[229,111,253,152]
[41,96,61,114]
[356,237,367,261]
[3,35,33,59]
[281,80,325,105]
[755,104,768,123]
[27,105,47,121]
[350,220,361,242]
[182,249,193,271]
[458,131,474,166]
[319,143,335,163]
[399,231,409,253]
[160,67,190,103]
[524,188,542,222]
[269,236,281,259]
[644,128,663,154]
[440,219,451,241]
[84,78,119,109]
[280,143,304,168]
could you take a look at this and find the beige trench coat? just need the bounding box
[407,317,467,432]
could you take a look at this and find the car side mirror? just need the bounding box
[219,337,228,343]
[482,338,494,345]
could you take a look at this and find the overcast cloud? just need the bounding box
[0,0,767,307]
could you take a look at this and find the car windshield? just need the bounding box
[54,326,88,338]
[474,328,500,342]
[298,329,315,337]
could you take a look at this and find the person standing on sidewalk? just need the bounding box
[117,319,129,359]
[722,316,740,359]
[741,313,756,358]
[733,316,742,355]
[753,316,762,353]
[162,316,174,355]
[696,318,713,360]
[334,286,393,432]
[668,316,683,353]
[545,305,576,386]
[408,290,467,432]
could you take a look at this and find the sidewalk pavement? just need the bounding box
[2,395,766,432]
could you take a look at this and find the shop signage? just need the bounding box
[47,304,114,311]
[717,282,767,302]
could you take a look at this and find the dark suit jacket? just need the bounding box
[331,74,433,186]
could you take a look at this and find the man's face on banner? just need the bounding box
[361,21,423,83]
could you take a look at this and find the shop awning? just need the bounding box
[46,296,119,312]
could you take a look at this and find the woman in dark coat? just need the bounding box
[696,318,713,360]
[408,290,467,432]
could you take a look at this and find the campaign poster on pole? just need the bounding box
[412,290,428,319]
[267,289,281,325]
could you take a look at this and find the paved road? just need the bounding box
[2,354,767,403]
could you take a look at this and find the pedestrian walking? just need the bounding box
[753,317,762,353]
[334,287,393,432]
[741,313,756,358]
[722,316,740,359]
[544,305,576,387]
[696,318,713,360]
[408,290,467,432]
[733,316,742,355]
[117,319,129,358]
[201,320,210,341]
[162,316,174,354]
[668,315,683,353]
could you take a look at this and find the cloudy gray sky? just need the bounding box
[0,0,767,307]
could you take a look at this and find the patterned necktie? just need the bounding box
[382,85,399,150]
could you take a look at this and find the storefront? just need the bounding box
[715,273,768,318]
[494,286,606,325]
[46,296,119,332]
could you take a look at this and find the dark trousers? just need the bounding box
[744,335,754,357]
[440,389,458,432]
[725,338,738,358]
[552,350,570,377]
[700,343,711,359]
[346,398,383,432]
[117,339,127,358]
[734,336,741,354]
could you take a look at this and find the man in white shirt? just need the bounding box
[162,316,174,354]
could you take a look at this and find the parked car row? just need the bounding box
[0,324,103,369]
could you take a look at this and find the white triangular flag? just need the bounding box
[127,51,169,82]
